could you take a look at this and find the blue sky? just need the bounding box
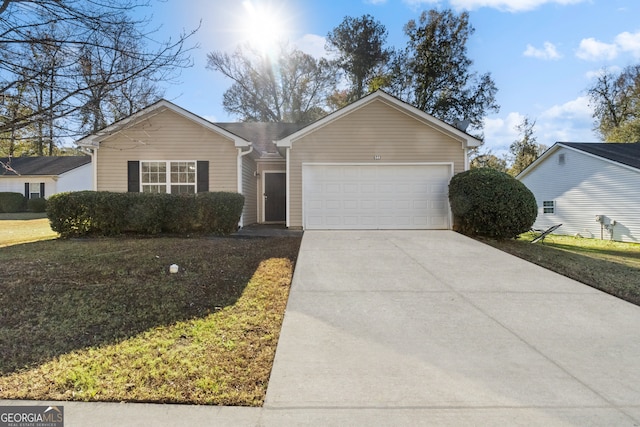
[144,0,640,157]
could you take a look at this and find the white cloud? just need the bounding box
[576,37,618,61]
[523,42,562,60]
[538,96,596,143]
[294,34,329,59]
[615,31,640,58]
[585,66,622,80]
[482,96,597,155]
[540,96,592,120]
[482,112,526,154]
[364,0,388,4]
[403,0,586,13]
[576,31,640,62]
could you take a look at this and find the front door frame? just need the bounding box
[262,171,287,223]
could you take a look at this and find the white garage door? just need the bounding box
[303,164,452,230]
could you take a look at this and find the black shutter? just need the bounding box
[127,161,140,192]
[197,161,209,193]
[24,183,29,199]
[40,182,45,198]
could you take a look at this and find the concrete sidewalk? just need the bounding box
[3,231,640,426]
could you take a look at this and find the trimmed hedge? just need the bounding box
[449,168,537,239]
[0,192,25,213]
[47,191,245,238]
[27,197,47,213]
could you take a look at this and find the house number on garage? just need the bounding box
[374,155,381,160]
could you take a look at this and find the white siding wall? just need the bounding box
[520,146,640,243]
[57,164,93,192]
[0,177,56,196]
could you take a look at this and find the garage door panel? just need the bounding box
[361,199,376,209]
[361,184,376,193]
[303,164,451,230]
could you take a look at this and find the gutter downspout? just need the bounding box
[237,144,254,228]
[79,145,98,191]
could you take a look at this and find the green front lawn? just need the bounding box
[0,235,301,405]
[484,232,640,305]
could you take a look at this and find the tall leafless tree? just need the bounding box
[207,43,337,123]
[0,0,197,150]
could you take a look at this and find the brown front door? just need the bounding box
[264,172,286,222]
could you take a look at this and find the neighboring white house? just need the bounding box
[517,142,640,243]
[0,156,92,199]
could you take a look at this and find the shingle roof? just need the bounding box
[0,156,91,176]
[560,142,640,170]
[215,122,307,154]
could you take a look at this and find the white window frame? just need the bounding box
[543,200,555,214]
[140,160,197,194]
[29,183,41,199]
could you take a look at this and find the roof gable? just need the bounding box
[215,122,307,155]
[518,142,640,179]
[276,91,482,150]
[76,99,249,148]
[0,156,91,176]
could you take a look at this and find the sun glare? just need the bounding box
[240,1,289,53]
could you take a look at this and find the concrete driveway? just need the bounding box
[264,231,640,426]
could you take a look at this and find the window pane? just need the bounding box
[169,161,195,185]
[143,184,167,193]
[171,184,195,194]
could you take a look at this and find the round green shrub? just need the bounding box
[27,197,47,212]
[448,168,537,239]
[0,192,26,213]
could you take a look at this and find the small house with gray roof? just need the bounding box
[77,91,481,230]
[0,156,92,200]
[517,142,640,243]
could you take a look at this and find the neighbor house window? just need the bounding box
[543,200,555,214]
[29,183,41,199]
[141,161,196,194]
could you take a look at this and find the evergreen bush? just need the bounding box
[0,192,26,213]
[27,197,47,213]
[449,168,537,239]
[47,191,244,238]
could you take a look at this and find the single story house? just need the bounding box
[517,142,640,243]
[77,91,481,230]
[0,156,92,199]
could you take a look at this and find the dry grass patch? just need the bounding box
[0,236,301,405]
[0,213,57,247]
[484,233,640,306]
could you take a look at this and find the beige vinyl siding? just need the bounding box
[96,108,237,192]
[288,99,465,228]
[241,154,257,225]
